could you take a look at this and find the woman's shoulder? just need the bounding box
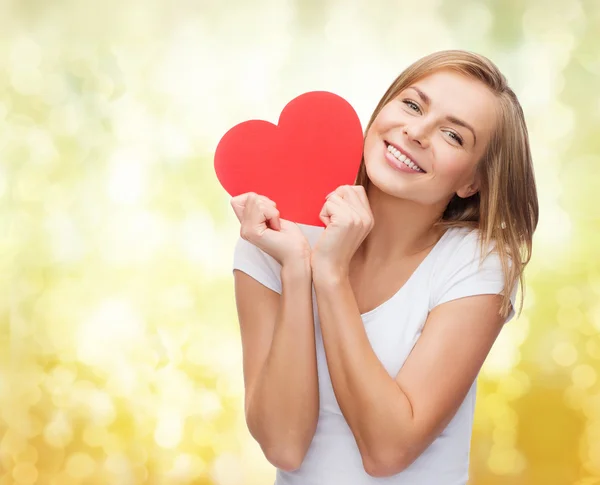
[438,226,481,253]
[435,226,502,270]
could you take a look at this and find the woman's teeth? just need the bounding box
[386,144,424,172]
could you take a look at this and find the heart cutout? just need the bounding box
[214,91,364,227]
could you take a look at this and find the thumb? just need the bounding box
[230,194,249,222]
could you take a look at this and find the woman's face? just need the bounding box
[363,69,498,206]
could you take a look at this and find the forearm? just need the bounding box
[246,259,319,468]
[312,270,414,469]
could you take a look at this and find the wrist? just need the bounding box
[281,257,312,280]
[311,260,348,287]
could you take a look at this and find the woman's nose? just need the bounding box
[403,122,430,148]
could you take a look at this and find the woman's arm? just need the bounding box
[312,269,505,478]
[235,257,318,471]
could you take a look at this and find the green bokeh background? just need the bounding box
[1,1,599,484]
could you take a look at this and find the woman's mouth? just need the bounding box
[384,142,426,173]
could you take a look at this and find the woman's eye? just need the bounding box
[402,99,421,113]
[399,98,464,146]
[446,131,464,146]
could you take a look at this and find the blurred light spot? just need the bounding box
[487,445,526,475]
[133,464,149,483]
[482,325,522,377]
[557,285,584,307]
[167,453,207,481]
[9,37,43,96]
[104,453,134,479]
[43,412,73,448]
[564,386,587,410]
[12,463,38,485]
[160,285,194,311]
[238,51,271,107]
[492,426,517,447]
[41,74,70,106]
[111,95,157,146]
[557,305,584,330]
[100,210,168,264]
[198,390,223,420]
[28,128,59,164]
[96,73,116,98]
[48,104,80,136]
[44,211,85,264]
[10,63,42,96]
[105,365,140,397]
[586,340,600,360]
[582,395,600,421]
[87,390,116,426]
[10,36,42,67]
[0,165,6,199]
[180,210,222,272]
[590,304,600,333]
[497,371,531,401]
[193,421,220,448]
[459,3,493,39]
[572,364,597,389]
[210,452,243,485]
[160,121,192,160]
[76,299,146,368]
[585,421,600,454]
[553,341,578,367]
[587,439,600,475]
[0,430,27,459]
[535,201,572,256]
[21,387,42,408]
[154,413,183,449]
[484,393,518,428]
[44,366,77,390]
[48,471,79,485]
[0,101,8,121]
[15,445,38,464]
[66,452,96,479]
[83,424,109,448]
[107,150,149,205]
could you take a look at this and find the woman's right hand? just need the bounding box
[231,192,311,267]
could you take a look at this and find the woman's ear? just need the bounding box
[456,183,479,199]
[456,172,481,198]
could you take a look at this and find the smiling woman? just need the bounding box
[358,51,539,320]
[232,49,539,485]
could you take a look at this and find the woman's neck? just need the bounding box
[355,183,448,266]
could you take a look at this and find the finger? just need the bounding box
[262,203,281,231]
[241,208,281,242]
[352,185,370,208]
[319,203,331,227]
[255,195,280,230]
[324,194,358,225]
[329,190,363,224]
[243,194,279,229]
[237,193,277,220]
[257,194,277,206]
[352,186,373,219]
[231,193,252,222]
[341,186,367,217]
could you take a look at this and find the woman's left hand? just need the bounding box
[311,185,374,280]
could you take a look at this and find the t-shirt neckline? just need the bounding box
[360,228,452,321]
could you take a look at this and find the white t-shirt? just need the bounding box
[232,224,518,485]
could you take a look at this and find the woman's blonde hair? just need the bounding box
[355,50,539,319]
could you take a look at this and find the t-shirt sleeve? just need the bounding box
[232,237,282,294]
[431,234,519,324]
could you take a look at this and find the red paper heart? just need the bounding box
[214,91,364,226]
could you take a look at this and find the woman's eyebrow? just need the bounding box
[407,86,477,146]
